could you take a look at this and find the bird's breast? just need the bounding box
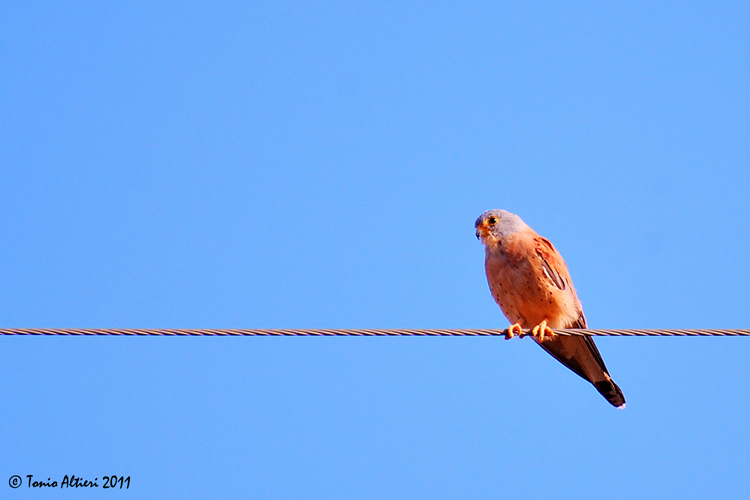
[484,240,577,329]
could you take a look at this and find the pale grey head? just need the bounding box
[474,209,528,242]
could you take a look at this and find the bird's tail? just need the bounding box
[593,377,626,409]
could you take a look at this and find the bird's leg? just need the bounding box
[531,319,555,342]
[505,323,523,340]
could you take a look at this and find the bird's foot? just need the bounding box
[531,320,555,342]
[505,323,523,340]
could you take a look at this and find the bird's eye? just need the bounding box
[488,217,497,225]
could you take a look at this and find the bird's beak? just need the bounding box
[475,221,488,240]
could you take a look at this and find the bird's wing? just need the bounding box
[533,236,572,291]
[532,237,625,407]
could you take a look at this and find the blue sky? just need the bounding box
[2,2,749,498]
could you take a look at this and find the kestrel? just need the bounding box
[475,209,625,408]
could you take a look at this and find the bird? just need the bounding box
[475,209,625,408]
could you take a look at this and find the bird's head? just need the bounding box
[475,209,525,244]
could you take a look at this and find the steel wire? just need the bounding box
[0,328,748,337]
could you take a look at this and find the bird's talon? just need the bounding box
[505,323,522,340]
[532,320,554,342]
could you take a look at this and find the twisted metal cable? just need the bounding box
[0,328,748,337]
